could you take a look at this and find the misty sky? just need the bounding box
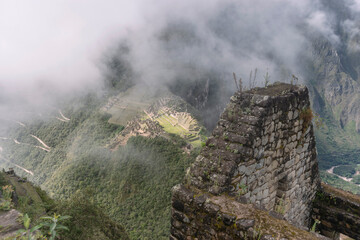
[1,0,360,108]
[0,1,143,95]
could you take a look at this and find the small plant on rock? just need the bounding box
[0,185,14,210]
[233,72,242,92]
[264,70,270,87]
[311,219,321,233]
[253,223,263,240]
[249,68,258,89]
[300,107,313,132]
[237,183,248,196]
[274,194,288,215]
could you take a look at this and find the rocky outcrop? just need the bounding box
[171,83,322,239]
[0,209,23,239]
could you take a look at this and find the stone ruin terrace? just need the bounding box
[170,83,360,240]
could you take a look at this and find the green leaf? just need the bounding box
[50,222,56,233]
[56,224,69,231]
[23,214,31,230]
[50,230,56,240]
[41,222,51,227]
[30,224,42,232]
[16,229,26,234]
[58,215,71,221]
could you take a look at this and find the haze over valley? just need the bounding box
[2,0,360,239]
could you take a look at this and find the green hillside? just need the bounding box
[0,171,129,240]
[0,88,203,239]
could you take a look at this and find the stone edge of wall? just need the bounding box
[171,184,328,240]
[312,183,360,239]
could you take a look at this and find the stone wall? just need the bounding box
[171,184,329,240]
[312,183,360,239]
[171,83,322,239]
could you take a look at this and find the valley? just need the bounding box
[0,84,207,239]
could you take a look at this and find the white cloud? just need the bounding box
[0,0,355,113]
[307,11,340,45]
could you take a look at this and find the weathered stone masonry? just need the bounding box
[171,83,323,239]
[312,183,360,239]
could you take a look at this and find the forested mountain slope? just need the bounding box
[303,1,360,193]
[0,85,205,239]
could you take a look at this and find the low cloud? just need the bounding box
[0,0,359,118]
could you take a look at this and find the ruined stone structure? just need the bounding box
[313,183,360,239]
[170,83,324,239]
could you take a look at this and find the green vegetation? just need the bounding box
[54,192,129,240]
[0,91,198,239]
[44,136,196,239]
[320,172,360,194]
[154,113,204,148]
[310,219,320,233]
[236,183,248,196]
[352,175,360,184]
[13,213,44,240]
[300,107,313,132]
[0,171,7,186]
[0,185,14,210]
[333,165,356,178]
[0,171,50,221]
[39,213,71,240]
[4,175,46,219]
[274,194,288,215]
[314,100,360,193]
[315,104,360,170]
[0,171,129,240]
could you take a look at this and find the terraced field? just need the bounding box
[154,109,202,147]
[103,84,206,148]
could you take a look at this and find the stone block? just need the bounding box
[297,132,302,140]
[236,219,255,230]
[263,189,269,198]
[173,184,194,204]
[293,109,299,119]
[269,132,275,143]
[203,202,220,216]
[288,111,293,120]
[262,135,269,146]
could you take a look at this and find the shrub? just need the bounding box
[300,107,313,131]
[0,185,14,210]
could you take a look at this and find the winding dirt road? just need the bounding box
[0,156,34,176]
[30,135,51,150]
[58,110,70,121]
[56,117,68,122]
[0,137,50,152]
[327,166,353,182]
